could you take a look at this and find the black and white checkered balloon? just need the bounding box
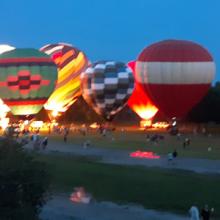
[81,61,134,120]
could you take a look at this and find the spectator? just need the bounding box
[41,137,48,150]
[173,149,178,158]
[172,149,178,164]
[201,204,214,220]
[186,138,191,146]
[183,137,191,149]
[189,204,199,220]
[202,127,206,135]
[167,152,173,164]
[102,128,107,137]
[150,134,158,144]
[83,140,91,148]
[63,127,69,142]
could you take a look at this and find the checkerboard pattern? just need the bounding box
[81,61,134,120]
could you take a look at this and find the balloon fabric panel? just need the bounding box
[0,48,57,116]
[136,40,215,119]
[81,61,134,121]
[40,43,88,112]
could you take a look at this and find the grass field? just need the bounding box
[36,153,220,217]
[46,129,220,159]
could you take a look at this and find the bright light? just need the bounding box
[133,104,158,120]
[44,103,66,119]
[44,101,68,113]
[70,187,91,204]
[89,122,99,129]
[0,44,15,54]
[172,121,177,126]
[24,120,29,126]
[0,98,10,118]
[127,78,158,121]
[130,151,160,159]
[140,119,152,128]
[51,110,59,118]
[152,122,169,129]
[0,117,9,130]
[30,121,44,129]
[51,120,58,127]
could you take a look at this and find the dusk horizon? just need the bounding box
[0,0,219,82]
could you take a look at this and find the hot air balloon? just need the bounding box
[81,61,134,121]
[0,48,57,116]
[0,44,15,118]
[0,44,15,54]
[127,61,158,124]
[40,43,89,117]
[136,40,215,119]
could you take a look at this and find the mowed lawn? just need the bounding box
[45,129,220,159]
[36,153,220,217]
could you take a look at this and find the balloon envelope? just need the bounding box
[0,48,57,116]
[0,44,15,55]
[81,61,134,121]
[40,43,89,113]
[0,44,15,116]
[136,40,215,118]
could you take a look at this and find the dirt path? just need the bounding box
[40,194,188,220]
[25,139,220,174]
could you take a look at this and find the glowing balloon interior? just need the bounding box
[0,98,10,118]
[127,60,158,120]
[40,43,89,113]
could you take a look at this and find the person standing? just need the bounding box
[189,205,200,220]
[201,204,214,220]
[41,137,48,150]
[63,127,69,143]
[167,152,173,164]
[183,140,186,149]
[173,149,178,158]
[172,149,178,164]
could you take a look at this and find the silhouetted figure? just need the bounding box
[63,127,69,143]
[41,137,48,150]
[183,137,190,149]
[201,204,214,220]
[173,149,178,158]
[172,149,178,164]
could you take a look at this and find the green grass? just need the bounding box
[46,129,220,159]
[36,153,220,217]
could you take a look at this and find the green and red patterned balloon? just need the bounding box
[0,48,57,116]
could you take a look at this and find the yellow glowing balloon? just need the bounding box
[40,43,89,113]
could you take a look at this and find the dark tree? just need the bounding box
[0,139,50,220]
[187,82,220,123]
[59,96,103,124]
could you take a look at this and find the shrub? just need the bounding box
[0,138,50,220]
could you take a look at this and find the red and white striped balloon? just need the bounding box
[136,40,215,118]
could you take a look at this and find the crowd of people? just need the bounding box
[189,204,214,220]
[1,122,217,219]
[31,132,48,150]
